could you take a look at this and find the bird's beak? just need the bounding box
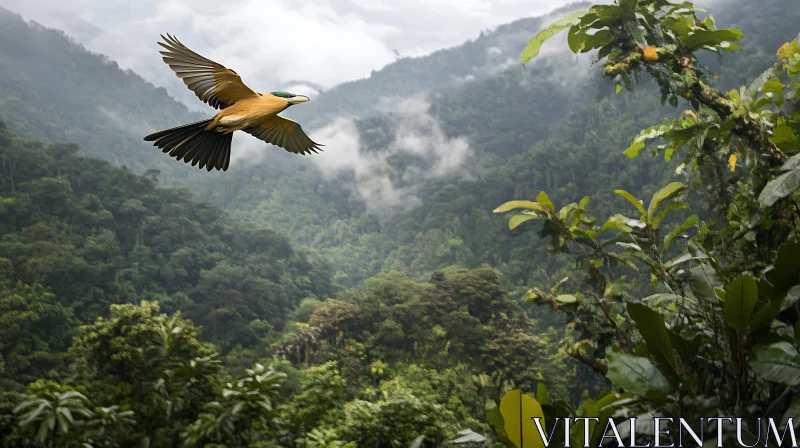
[289,95,310,105]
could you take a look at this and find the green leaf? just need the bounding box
[536,191,555,213]
[747,64,782,98]
[759,167,800,207]
[781,153,800,171]
[624,140,646,158]
[499,390,546,448]
[770,124,800,150]
[567,25,586,53]
[627,303,679,375]
[664,215,698,250]
[619,0,638,13]
[486,398,508,441]
[606,352,674,398]
[648,182,687,222]
[494,201,548,214]
[554,294,578,305]
[652,200,690,228]
[599,214,636,233]
[536,383,552,406]
[762,238,800,302]
[579,29,614,52]
[764,77,785,95]
[750,342,800,386]
[783,285,800,312]
[688,264,722,303]
[509,212,542,230]
[780,395,800,431]
[522,10,589,64]
[683,28,743,51]
[724,274,759,332]
[751,299,784,333]
[614,190,647,217]
[642,293,695,307]
[624,121,683,158]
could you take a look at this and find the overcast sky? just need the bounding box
[0,0,580,102]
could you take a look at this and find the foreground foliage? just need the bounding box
[490,0,799,445]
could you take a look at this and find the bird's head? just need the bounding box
[270,91,310,105]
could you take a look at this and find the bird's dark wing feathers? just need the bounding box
[243,116,324,156]
[157,34,259,110]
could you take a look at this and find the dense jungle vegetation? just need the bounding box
[0,0,799,446]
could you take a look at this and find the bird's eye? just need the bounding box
[284,93,291,98]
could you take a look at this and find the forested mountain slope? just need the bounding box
[0,121,332,389]
[210,0,800,289]
[1,0,798,294]
[0,7,209,176]
[0,122,592,446]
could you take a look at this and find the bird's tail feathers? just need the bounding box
[144,119,233,171]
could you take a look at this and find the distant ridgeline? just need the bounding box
[0,7,206,178]
[0,0,798,295]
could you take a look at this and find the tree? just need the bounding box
[182,363,286,446]
[491,1,800,445]
[279,361,349,441]
[14,390,93,447]
[0,281,76,390]
[69,301,221,446]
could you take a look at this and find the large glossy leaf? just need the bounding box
[522,10,588,64]
[759,167,800,207]
[536,383,552,406]
[782,285,800,311]
[499,390,546,448]
[494,201,548,214]
[648,182,686,222]
[599,214,637,233]
[762,238,800,301]
[606,352,674,398]
[724,274,759,332]
[689,264,722,303]
[750,342,800,386]
[536,191,555,213]
[751,298,783,333]
[450,429,488,444]
[614,190,647,217]
[486,398,509,441]
[664,215,698,249]
[627,303,678,376]
[651,201,690,228]
[780,394,800,430]
[624,123,677,158]
[509,212,543,230]
[682,28,743,51]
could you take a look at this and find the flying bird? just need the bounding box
[143,34,323,171]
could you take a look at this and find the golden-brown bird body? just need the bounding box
[207,95,290,132]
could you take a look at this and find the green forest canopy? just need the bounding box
[0,0,799,445]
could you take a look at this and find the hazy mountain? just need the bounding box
[1,0,797,290]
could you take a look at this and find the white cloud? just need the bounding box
[0,0,582,109]
[307,96,470,212]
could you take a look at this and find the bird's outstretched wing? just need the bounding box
[157,34,260,109]
[243,115,324,155]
